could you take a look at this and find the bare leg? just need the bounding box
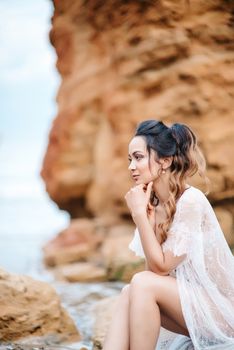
[161,312,189,337]
[102,272,188,350]
[102,284,130,350]
[129,271,189,350]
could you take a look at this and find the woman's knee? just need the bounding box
[121,284,130,294]
[131,271,154,285]
[118,284,130,304]
[130,271,161,293]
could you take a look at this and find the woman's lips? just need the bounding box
[132,175,139,180]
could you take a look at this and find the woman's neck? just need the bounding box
[152,174,188,205]
[152,175,170,205]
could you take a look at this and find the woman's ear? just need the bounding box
[162,156,173,170]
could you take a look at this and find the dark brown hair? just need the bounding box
[135,120,209,243]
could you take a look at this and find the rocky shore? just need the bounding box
[1,213,232,349]
[43,219,145,283]
[0,268,80,347]
[0,345,86,350]
[0,218,144,349]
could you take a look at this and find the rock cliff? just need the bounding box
[41,0,234,225]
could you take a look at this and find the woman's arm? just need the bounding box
[145,260,153,271]
[134,211,185,275]
[125,182,185,275]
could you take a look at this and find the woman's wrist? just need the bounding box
[132,209,148,223]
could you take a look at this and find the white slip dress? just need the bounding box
[129,186,234,349]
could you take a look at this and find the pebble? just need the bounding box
[0,344,89,350]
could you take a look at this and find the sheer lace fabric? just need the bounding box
[128,186,234,349]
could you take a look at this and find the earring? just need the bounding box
[162,169,166,174]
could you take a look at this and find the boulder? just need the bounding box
[0,268,80,342]
[43,218,102,266]
[214,207,234,247]
[101,224,145,282]
[55,262,107,282]
[92,296,118,350]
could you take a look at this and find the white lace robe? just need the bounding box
[129,186,234,349]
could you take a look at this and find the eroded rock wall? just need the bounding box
[41,0,234,221]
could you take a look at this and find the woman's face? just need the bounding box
[128,136,162,185]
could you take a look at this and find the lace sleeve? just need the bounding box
[161,190,203,257]
[128,228,145,259]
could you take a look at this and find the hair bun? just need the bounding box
[170,123,195,155]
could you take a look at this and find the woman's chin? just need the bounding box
[134,178,144,185]
[132,177,148,185]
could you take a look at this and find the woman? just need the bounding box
[103,120,234,350]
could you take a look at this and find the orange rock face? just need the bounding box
[41,0,234,222]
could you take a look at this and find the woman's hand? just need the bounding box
[125,181,153,218]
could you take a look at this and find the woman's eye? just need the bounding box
[128,155,143,162]
[135,155,143,160]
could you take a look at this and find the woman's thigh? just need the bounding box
[130,271,189,336]
[161,311,189,336]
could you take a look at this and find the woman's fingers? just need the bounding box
[146,181,153,199]
[148,201,154,210]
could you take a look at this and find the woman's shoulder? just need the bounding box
[172,186,209,224]
[178,185,207,206]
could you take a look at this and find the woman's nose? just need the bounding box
[128,160,136,170]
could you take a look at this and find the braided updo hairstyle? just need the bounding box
[135,120,209,243]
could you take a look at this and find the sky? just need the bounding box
[0,0,69,245]
[0,0,60,196]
